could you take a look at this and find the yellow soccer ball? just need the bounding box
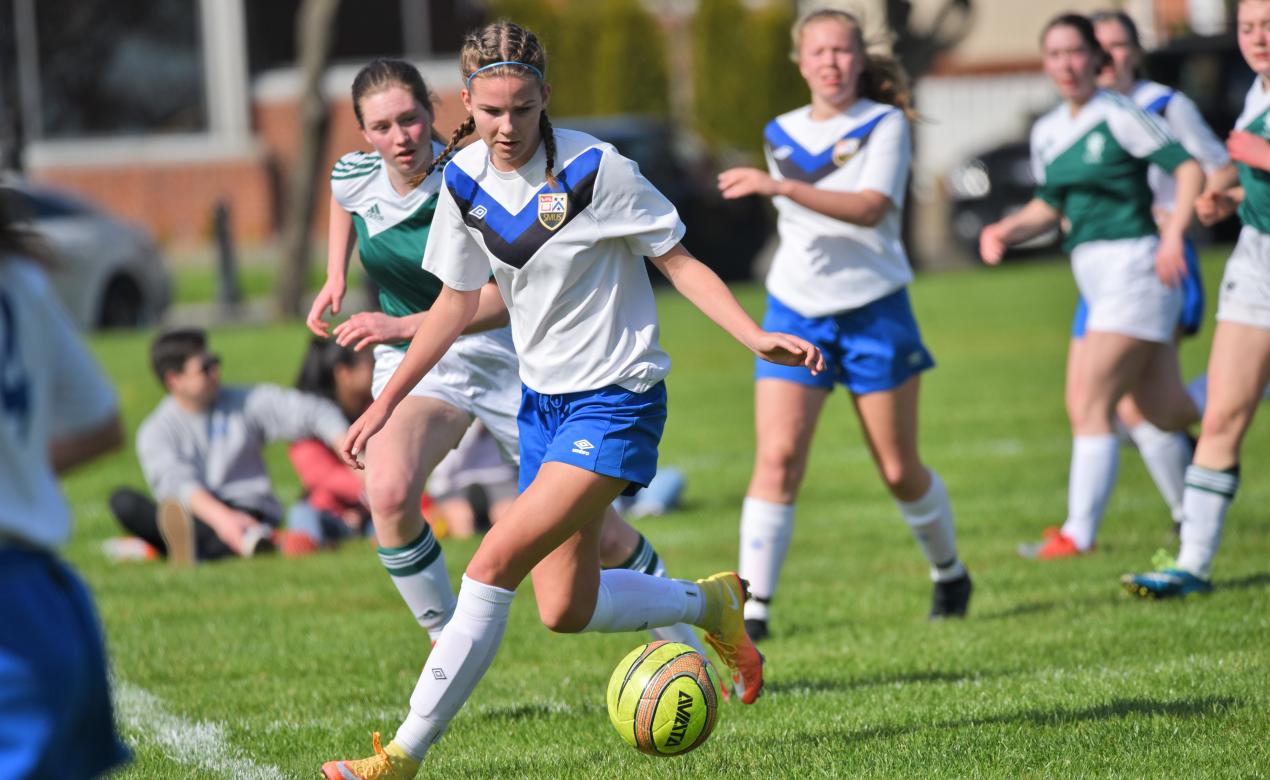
[606,641,721,756]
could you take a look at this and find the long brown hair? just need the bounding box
[790,8,918,121]
[353,58,446,187]
[415,21,557,188]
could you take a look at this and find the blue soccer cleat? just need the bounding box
[1120,567,1212,599]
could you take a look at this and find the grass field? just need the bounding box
[65,252,1269,778]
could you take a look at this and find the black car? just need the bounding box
[557,115,770,281]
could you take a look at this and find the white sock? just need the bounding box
[379,527,456,641]
[393,575,515,760]
[582,569,704,633]
[1128,422,1191,523]
[1176,465,1239,579]
[738,497,795,620]
[1061,434,1119,550]
[642,549,710,655]
[896,470,965,582]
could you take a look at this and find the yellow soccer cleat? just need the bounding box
[694,572,764,704]
[321,732,420,780]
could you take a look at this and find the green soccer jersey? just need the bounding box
[1030,90,1191,252]
[1235,78,1270,235]
[330,144,447,338]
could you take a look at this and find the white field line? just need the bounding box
[113,680,288,780]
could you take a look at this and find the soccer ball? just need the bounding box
[605,640,721,756]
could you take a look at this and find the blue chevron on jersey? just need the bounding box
[444,147,603,268]
[765,109,896,184]
[1144,91,1174,115]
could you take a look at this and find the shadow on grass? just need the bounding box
[1218,572,1270,592]
[767,667,1018,696]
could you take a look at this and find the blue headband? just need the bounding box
[465,60,544,90]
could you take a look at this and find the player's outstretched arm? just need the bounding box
[1157,159,1205,286]
[979,198,1062,265]
[717,167,892,227]
[308,195,358,338]
[341,283,480,467]
[650,242,824,374]
[1196,164,1242,226]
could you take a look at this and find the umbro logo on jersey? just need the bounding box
[470,205,488,220]
[572,439,595,456]
[772,145,794,160]
[1082,132,1106,164]
[538,192,568,231]
[365,203,385,222]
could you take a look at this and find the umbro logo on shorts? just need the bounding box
[572,439,595,456]
[431,668,446,680]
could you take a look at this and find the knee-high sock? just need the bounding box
[1128,422,1191,523]
[378,526,456,641]
[392,576,515,760]
[738,497,795,621]
[896,470,965,582]
[608,534,710,653]
[1177,465,1239,579]
[1061,434,1120,550]
[582,569,705,633]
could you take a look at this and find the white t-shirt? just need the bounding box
[1130,80,1229,212]
[422,128,685,395]
[0,258,117,549]
[763,99,913,317]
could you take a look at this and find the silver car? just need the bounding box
[2,179,171,329]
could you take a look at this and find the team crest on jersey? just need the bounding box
[537,192,568,231]
[832,138,862,166]
[1082,132,1106,164]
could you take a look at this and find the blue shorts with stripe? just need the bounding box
[755,289,935,394]
[1071,237,1204,338]
[518,382,667,497]
[0,549,130,779]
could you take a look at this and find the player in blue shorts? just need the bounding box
[716,7,972,639]
[321,22,822,779]
[0,196,130,778]
[1020,11,1234,559]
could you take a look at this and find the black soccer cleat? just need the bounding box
[743,618,769,643]
[929,573,973,620]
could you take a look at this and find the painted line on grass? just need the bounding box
[114,680,287,780]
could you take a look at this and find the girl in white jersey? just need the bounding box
[1020,11,1235,559]
[716,8,972,639]
[308,60,712,654]
[1125,0,1270,598]
[981,15,1204,563]
[0,196,130,777]
[322,24,822,779]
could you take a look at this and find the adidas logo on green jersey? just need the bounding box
[365,203,384,222]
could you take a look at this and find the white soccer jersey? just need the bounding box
[762,99,913,317]
[1235,78,1270,235]
[422,129,684,395]
[1131,80,1229,212]
[0,258,117,549]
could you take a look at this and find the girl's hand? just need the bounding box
[306,278,346,338]
[333,312,411,351]
[1227,130,1270,170]
[341,401,393,469]
[979,222,1008,265]
[1195,190,1237,227]
[751,331,825,375]
[1155,233,1188,287]
[718,167,783,199]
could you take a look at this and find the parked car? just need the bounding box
[556,115,770,281]
[1,178,171,329]
[946,34,1253,257]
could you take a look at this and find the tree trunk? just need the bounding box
[275,0,341,318]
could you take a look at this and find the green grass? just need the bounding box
[165,245,366,305]
[65,251,1270,778]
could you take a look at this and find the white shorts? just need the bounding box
[372,327,521,464]
[1071,235,1182,343]
[1216,226,1270,331]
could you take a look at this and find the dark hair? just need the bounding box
[150,328,206,385]
[417,21,556,187]
[790,8,918,121]
[1041,13,1110,69]
[351,58,434,128]
[1090,10,1143,78]
[0,187,54,268]
[294,337,369,420]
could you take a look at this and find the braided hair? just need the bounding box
[416,21,557,187]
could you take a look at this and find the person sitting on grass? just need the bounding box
[108,328,349,565]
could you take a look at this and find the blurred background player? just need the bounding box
[1124,0,1270,598]
[324,21,821,778]
[717,7,972,640]
[0,191,131,778]
[980,14,1204,562]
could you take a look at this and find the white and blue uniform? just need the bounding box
[423,129,684,494]
[1071,81,1228,338]
[757,100,933,394]
[0,258,129,778]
